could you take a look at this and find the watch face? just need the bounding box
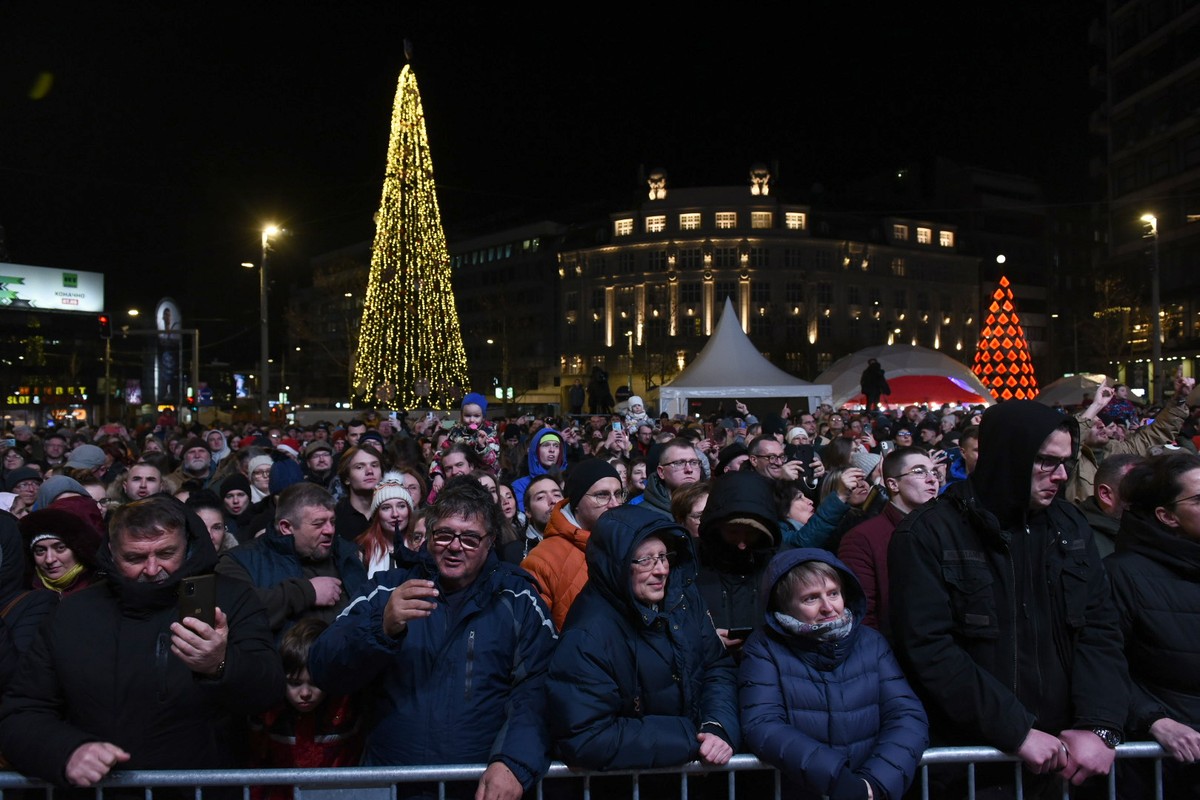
[1092,727,1121,747]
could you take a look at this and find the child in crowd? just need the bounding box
[623,395,651,430]
[248,619,362,799]
[439,392,500,473]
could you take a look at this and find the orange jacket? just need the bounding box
[520,498,590,631]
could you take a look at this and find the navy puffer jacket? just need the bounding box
[739,548,928,800]
[546,505,739,770]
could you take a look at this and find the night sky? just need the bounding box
[0,3,1102,360]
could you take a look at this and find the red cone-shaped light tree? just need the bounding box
[971,276,1039,401]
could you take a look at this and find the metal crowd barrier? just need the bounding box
[0,742,1171,800]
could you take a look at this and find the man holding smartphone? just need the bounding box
[0,496,282,788]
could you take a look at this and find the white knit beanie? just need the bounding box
[247,454,274,476]
[369,472,414,519]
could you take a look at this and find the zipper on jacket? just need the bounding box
[464,629,475,701]
[156,631,171,702]
[1008,539,1018,697]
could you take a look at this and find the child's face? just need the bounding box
[631,403,644,415]
[286,668,324,713]
[461,404,484,428]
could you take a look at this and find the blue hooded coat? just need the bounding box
[739,548,928,800]
[512,427,567,514]
[546,505,739,770]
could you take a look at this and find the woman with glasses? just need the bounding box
[546,504,739,777]
[1106,452,1200,797]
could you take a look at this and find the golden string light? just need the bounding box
[353,64,469,410]
[971,276,1039,401]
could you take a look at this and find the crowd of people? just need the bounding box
[1,374,1199,799]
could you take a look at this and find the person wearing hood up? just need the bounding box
[511,427,567,514]
[888,400,1129,798]
[546,504,739,773]
[739,548,927,800]
[0,495,283,788]
[0,510,57,654]
[19,507,103,596]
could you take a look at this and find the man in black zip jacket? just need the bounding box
[889,400,1130,798]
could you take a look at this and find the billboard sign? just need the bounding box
[0,262,105,313]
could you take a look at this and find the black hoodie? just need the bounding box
[889,400,1129,752]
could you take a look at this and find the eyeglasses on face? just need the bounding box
[1167,493,1200,508]
[895,466,937,480]
[586,489,626,505]
[429,529,489,550]
[631,552,677,572]
[752,453,785,465]
[661,458,702,471]
[1033,454,1078,475]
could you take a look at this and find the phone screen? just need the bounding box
[612,421,623,432]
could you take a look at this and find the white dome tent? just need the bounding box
[815,344,995,409]
[657,298,832,417]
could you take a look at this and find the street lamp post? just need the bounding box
[1141,213,1161,404]
[258,225,279,422]
[625,330,634,397]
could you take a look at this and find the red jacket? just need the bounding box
[837,502,909,637]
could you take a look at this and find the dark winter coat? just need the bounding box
[696,471,779,633]
[217,525,368,635]
[888,400,1129,751]
[740,548,928,800]
[307,552,557,790]
[0,511,56,654]
[0,505,283,786]
[546,505,739,770]
[1106,509,1200,735]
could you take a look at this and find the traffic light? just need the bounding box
[98,313,111,339]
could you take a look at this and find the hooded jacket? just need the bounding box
[307,552,556,790]
[546,505,739,770]
[740,548,928,800]
[520,498,591,630]
[1106,508,1200,736]
[696,471,779,633]
[512,427,567,514]
[0,502,283,785]
[888,400,1129,751]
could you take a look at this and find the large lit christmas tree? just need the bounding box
[353,63,468,410]
[971,275,1039,401]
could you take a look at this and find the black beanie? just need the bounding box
[220,473,252,498]
[565,458,621,511]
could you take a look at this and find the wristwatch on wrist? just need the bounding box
[1090,727,1122,749]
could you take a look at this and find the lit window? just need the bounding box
[614,219,633,236]
[939,230,955,247]
[892,224,909,240]
[679,213,701,230]
[916,227,932,244]
[715,212,737,229]
[785,212,806,230]
[645,215,666,233]
[751,212,773,229]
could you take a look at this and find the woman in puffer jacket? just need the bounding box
[546,504,739,771]
[739,548,928,800]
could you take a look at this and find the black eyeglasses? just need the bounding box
[661,458,702,471]
[631,552,677,572]
[752,453,785,464]
[586,489,626,505]
[1033,454,1078,475]
[1167,493,1200,508]
[429,529,489,550]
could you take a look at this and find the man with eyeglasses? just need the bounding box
[838,447,938,637]
[521,459,623,630]
[630,438,702,519]
[747,435,825,497]
[889,400,1129,798]
[308,477,556,800]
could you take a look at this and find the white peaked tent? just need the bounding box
[658,298,832,417]
[815,343,995,408]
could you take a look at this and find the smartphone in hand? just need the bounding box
[178,575,217,627]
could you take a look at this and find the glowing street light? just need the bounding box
[1141,213,1161,403]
